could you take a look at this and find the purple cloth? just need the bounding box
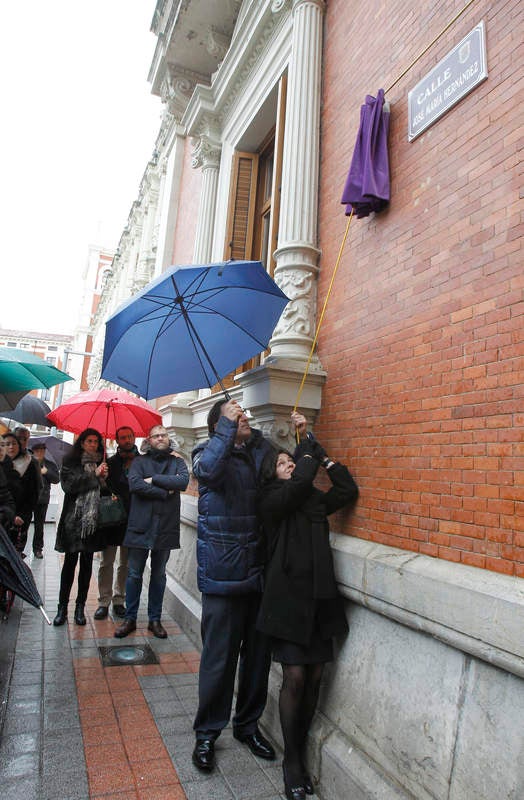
[341,88,390,218]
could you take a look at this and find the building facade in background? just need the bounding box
[87,2,523,797]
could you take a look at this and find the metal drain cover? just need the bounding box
[98,643,159,667]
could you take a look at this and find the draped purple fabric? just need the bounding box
[341,88,391,218]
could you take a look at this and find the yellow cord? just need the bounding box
[385,0,477,95]
[294,209,354,426]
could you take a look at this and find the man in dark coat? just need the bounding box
[94,426,138,620]
[191,398,275,773]
[30,443,59,558]
[114,425,189,640]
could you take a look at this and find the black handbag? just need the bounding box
[97,494,127,528]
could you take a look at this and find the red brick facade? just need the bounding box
[317,0,523,574]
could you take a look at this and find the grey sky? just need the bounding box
[0,0,161,334]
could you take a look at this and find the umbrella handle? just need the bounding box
[39,605,52,625]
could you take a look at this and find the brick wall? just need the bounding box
[317,0,523,574]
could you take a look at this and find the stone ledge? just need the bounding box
[332,535,524,677]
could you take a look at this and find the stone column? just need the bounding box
[192,134,222,264]
[270,0,325,366]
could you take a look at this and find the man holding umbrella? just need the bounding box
[191,399,275,772]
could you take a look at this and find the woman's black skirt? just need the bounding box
[271,631,333,665]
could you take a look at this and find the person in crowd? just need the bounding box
[191,398,275,773]
[256,412,359,800]
[14,426,32,454]
[30,442,59,559]
[53,428,108,627]
[4,431,40,554]
[114,424,189,640]
[94,426,138,620]
[0,447,16,530]
[0,434,23,526]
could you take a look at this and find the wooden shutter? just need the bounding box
[223,152,259,260]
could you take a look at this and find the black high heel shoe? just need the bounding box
[283,764,306,800]
[303,773,314,795]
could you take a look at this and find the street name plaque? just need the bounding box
[408,21,488,141]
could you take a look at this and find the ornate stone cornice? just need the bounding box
[161,64,209,120]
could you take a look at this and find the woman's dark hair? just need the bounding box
[259,445,294,487]
[67,428,104,463]
[207,398,228,436]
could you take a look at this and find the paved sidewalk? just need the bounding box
[0,525,286,800]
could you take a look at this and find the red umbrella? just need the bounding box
[47,389,162,441]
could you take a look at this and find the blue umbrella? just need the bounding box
[101,260,289,400]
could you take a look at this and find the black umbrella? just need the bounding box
[0,389,30,413]
[28,434,72,467]
[2,395,52,427]
[0,525,51,623]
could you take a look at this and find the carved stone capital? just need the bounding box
[191,134,222,170]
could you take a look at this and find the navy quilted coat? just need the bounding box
[192,415,273,595]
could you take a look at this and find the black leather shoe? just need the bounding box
[94,605,109,620]
[114,619,137,638]
[234,729,275,760]
[74,603,86,625]
[148,620,168,639]
[112,604,126,617]
[192,738,215,771]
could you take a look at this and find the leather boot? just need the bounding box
[74,602,86,625]
[53,603,68,626]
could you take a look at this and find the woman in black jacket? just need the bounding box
[257,413,358,800]
[4,432,40,553]
[53,428,109,627]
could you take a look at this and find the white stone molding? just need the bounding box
[270,0,325,366]
[206,28,231,61]
[191,131,222,264]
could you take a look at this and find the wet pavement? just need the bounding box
[0,524,287,800]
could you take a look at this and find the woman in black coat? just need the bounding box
[53,428,109,627]
[4,432,41,554]
[257,413,358,800]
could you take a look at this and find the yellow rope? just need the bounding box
[385,0,477,95]
[293,209,354,416]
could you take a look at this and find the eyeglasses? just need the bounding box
[150,433,169,439]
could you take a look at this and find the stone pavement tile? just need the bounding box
[0,748,39,779]
[80,721,122,747]
[2,711,41,736]
[137,673,171,688]
[41,766,89,800]
[136,785,187,800]
[44,706,82,732]
[87,760,137,795]
[183,780,235,800]
[123,733,169,762]
[7,683,41,701]
[147,698,187,719]
[91,793,138,800]
[0,775,40,800]
[0,731,41,758]
[130,756,182,789]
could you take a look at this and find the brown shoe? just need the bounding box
[147,620,167,639]
[114,619,137,638]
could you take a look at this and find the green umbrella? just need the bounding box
[0,346,72,409]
